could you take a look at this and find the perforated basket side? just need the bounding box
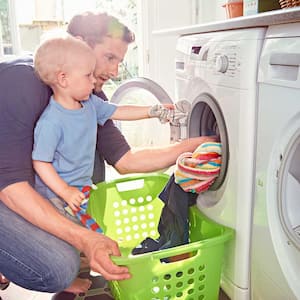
[88,173,170,252]
[110,206,234,300]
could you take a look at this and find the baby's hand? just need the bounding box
[148,103,175,123]
[63,186,86,211]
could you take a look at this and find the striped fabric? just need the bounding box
[72,186,103,234]
[174,142,222,193]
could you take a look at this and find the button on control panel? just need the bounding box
[216,55,229,73]
[210,43,240,77]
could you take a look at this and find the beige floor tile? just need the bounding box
[0,283,54,300]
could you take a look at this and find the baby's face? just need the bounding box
[66,54,97,101]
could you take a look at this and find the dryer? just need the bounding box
[175,28,266,300]
[252,22,300,300]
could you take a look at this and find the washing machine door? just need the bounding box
[110,77,181,148]
[276,131,300,297]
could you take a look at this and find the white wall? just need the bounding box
[137,0,226,99]
[137,0,194,99]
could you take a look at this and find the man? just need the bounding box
[67,12,211,182]
[0,11,214,294]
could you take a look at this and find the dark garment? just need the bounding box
[132,174,197,255]
[157,174,198,248]
[0,55,51,190]
[0,56,131,190]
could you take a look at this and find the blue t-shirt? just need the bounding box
[32,94,117,199]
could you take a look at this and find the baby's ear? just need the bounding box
[57,71,68,88]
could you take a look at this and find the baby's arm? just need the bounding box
[33,160,85,211]
[111,104,174,121]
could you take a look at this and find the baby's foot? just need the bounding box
[64,277,92,294]
[80,255,90,270]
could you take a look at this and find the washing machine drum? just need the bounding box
[188,93,229,191]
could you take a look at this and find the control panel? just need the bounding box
[175,28,266,89]
[208,43,240,78]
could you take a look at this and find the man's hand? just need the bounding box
[82,230,131,281]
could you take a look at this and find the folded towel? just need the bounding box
[175,142,222,193]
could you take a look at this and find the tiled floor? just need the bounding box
[1,280,231,300]
[0,283,54,300]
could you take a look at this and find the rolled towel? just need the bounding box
[175,142,222,193]
[65,185,103,234]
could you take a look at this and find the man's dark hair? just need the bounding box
[67,11,135,48]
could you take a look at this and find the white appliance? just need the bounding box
[175,28,266,300]
[252,22,300,300]
[109,27,266,300]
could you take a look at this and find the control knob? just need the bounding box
[216,55,229,73]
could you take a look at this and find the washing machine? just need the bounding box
[109,28,266,300]
[252,22,300,300]
[175,28,266,300]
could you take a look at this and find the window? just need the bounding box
[0,0,138,95]
[0,0,11,55]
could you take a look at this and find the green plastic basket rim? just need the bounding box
[94,172,169,187]
[112,229,233,265]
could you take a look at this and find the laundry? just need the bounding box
[174,142,222,193]
[132,142,222,256]
[132,174,198,255]
[148,99,191,124]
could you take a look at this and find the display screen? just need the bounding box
[191,46,201,55]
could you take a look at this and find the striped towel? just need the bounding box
[66,185,103,234]
[174,142,222,193]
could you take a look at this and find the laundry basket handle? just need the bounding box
[115,178,145,192]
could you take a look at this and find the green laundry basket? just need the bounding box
[88,173,234,300]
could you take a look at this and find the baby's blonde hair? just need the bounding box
[34,31,94,86]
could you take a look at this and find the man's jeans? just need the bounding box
[0,201,80,292]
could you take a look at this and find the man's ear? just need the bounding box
[57,71,68,88]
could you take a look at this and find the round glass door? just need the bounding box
[278,130,300,251]
[110,77,174,148]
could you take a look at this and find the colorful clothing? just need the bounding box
[175,142,222,193]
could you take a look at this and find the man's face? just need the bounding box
[92,36,129,93]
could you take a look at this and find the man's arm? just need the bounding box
[95,91,215,176]
[114,136,216,174]
[0,182,130,280]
